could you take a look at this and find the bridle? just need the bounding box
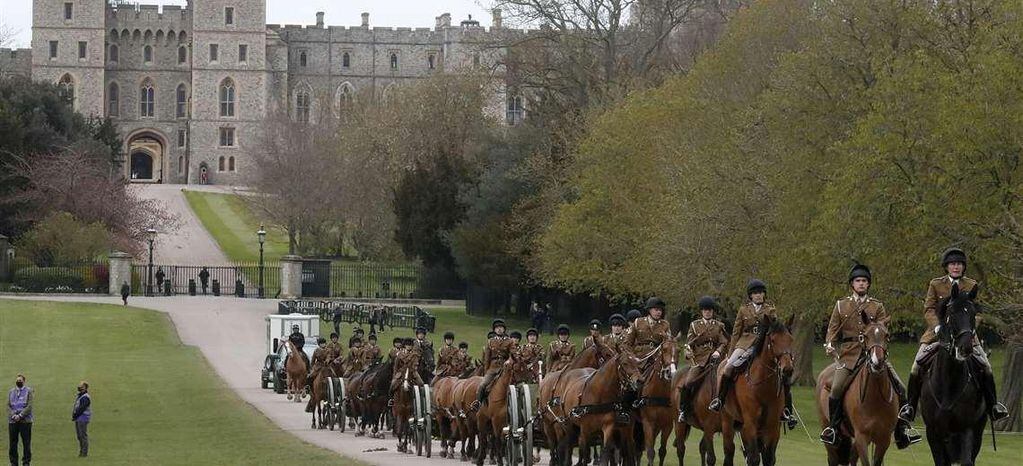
[746,330,794,391]
[942,299,977,361]
[859,328,889,374]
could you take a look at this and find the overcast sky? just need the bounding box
[1,0,496,48]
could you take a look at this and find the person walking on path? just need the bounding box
[198,267,210,295]
[71,382,91,457]
[8,374,33,466]
[120,282,130,306]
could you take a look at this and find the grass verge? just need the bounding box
[182,190,290,263]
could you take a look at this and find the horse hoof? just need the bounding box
[287,395,293,400]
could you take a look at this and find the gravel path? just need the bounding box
[0,295,531,466]
[134,184,235,266]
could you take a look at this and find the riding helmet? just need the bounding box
[697,296,718,311]
[393,337,402,345]
[330,332,339,339]
[487,331,497,339]
[746,279,767,297]
[589,319,601,330]
[941,247,968,268]
[317,337,327,344]
[492,319,506,330]
[368,333,377,341]
[443,331,455,340]
[510,330,523,340]
[526,328,539,337]
[351,336,362,344]
[354,327,364,334]
[609,314,626,326]
[416,326,427,335]
[848,264,872,283]
[557,324,571,335]
[403,337,414,346]
[626,309,642,323]
[458,342,469,349]
[645,297,667,310]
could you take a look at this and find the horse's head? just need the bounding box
[861,318,890,373]
[938,283,979,362]
[658,337,678,381]
[764,315,795,379]
[505,353,534,385]
[618,353,646,392]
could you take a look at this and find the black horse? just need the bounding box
[920,283,988,466]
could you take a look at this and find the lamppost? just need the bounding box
[146,227,157,296]
[257,225,266,298]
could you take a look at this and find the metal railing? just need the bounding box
[277,300,436,333]
[131,263,281,297]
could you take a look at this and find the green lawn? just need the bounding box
[0,300,356,465]
[183,190,290,263]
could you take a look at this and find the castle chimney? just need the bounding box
[440,13,451,28]
[361,12,369,28]
[492,9,502,28]
[315,12,324,28]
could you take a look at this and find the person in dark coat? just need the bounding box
[120,282,130,306]
[155,267,165,291]
[8,374,33,466]
[198,267,210,294]
[71,381,91,457]
[287,325,311,370]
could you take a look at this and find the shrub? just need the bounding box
[16,212,109,267]
[13,266,87,292]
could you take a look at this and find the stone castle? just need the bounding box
[0,1,518,185]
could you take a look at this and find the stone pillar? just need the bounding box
[492,9,503,28]
[280,255,303,298]
[315,12,324,28]
[361,12,370,28]
[108,251,133,296]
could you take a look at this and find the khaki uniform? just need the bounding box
[388,347,400,362]
[344,346,365,375]
[685,319,728,368]
[547,340,576,372]
[602,332,628,354]
[416,338,436,372]
[722,302,777,370]
[436,344,460,377]
[482,335,516,372]
[623,316,673,356]
[449,351,471,376]
[311,346,331,376]
[518,342,545,382]
[826,296,890,369]
[921,276,978,344]
[582,334,601,349]
[361,344,382,367]
[392,348,424,390]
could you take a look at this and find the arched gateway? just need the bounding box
[125,130,166,183]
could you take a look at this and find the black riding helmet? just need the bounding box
[458,342,469,350]
[492,319,506,330]
[510,330,523,340]
[351,336,362,344]
[849,264,871,283]
[746,279,767,297]
[403,337,414,346]
[317,337,327,344]
[609,314,626,326]
[487,331,497,339]
[329,332,339,339]
[589,319,601,330]
[392,337,402,345]
[556,324,570,335]
[368,333,377,341]
[697,296,718,311]
[645,297,666,310]
[443,331,455,340]
[526,328,539,337]
[354,327,364,335]
[626,309,642,323]
[941,247,967,269]
[416,327,427,335]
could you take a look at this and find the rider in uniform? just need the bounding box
[603,314,628,354]
[288,324,311,370]
[709,280,798,429]
[519,328,546,377]
[415,327,436,374]
[349,327,365,349]
[344,337,366,375]
[361,333,382,367]
[820,265,920,448]
[626,309,642,333]
[582,320,602,349]
[388,337,403,362]
[901,248,1008,423]
[477,319,516,404]
[456,342,472,373]
[391,338,424,396]
[548,325,576,372]
[677,296,728,423]
[622,297,673,358]
[326,332,343,361]
[435,332,459,377]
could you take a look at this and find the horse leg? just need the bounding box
[872,434,891,466]
[959,428,975,466]
[657,424,669,466]
[642,420,656,466]
[674,422,688,466]
[926,428,948,466]
[702,433,717,466]
[739,421,759,466]
[721,415,736,466]
[596,423,616,466]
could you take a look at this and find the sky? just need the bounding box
[0,0,496,48]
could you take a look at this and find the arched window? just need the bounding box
[218,156,226,172]
[176,84,187,118]
[109,44,119,63]
[107,82,119,117]
[295,89,310,123]
[178,46,187,64]
[337,83,354,108]
[143,45,153,63]
[219,78,235,117]
[299,50,307,67]
[506,95,524,125]
[140,80,155,117]
[389,53,398,70]
[228,156,235,172]
[58,74,74,106]
[342,52,350,68]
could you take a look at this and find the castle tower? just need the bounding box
[31,0,107,116]
[188,0,269,184]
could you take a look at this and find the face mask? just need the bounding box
[16,381,24,388]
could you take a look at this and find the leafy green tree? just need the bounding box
[17,211,110,266]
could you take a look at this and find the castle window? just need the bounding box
[107,82,119,117]
[238,44,247,63]
[109,44,119,62]
[228,156,235,171]
[143,45,153,64]
[428,54,436,70]
[473,53,480,67]
[58,74,74,106]
[218,156,226,171]
[140,80,155,117]
[390,53,398,70]
[337,83,354,109]
[342,52,350,69]
[506,95,524,126]
[78,41,87,59]
[209,44,219,62]
[295,90,310,123]
[49,41,58,59]
[219,127,235,147]
[219,78,235,117]
[176,84,188,118]
[299,50,307,67]
[64,3,73,20]
[178,129,186,148]
[225,7,234,26]
[178,156,183,174]
[178,46,187,64]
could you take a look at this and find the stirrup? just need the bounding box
[677,410,688,423]
[820,427,838,445]
[895,426,922,450]
[708,398,722,412]
[898,404,915,422]
[992,402,1009,421]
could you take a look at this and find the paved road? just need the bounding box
[133,184,238,266]
[1,295,525,465]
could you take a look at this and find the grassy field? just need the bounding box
[337,306,1023,466]
[183,190,291,263]
[0,300,355,465]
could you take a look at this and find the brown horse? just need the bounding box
[719,317,795,466]
[351,360,393,438]
[285,341,308,403]
[637,339,679,466]
[434,363,483,460]
[455,371,486,463]
[393,366,419,453]
[558,352,646,466]
[539,340,617,466]
[475,354,533,466]
[671,361,722,466]
[816,321,897,466]
[309,357,345,429]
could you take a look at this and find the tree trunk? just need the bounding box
[996,342,1023,431]
[791,318,816,386]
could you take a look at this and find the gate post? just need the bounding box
[280,255,303,298]
[108,251,133,296]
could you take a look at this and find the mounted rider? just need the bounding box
[361,333,382,367]
[709,279,798,429]
[582,320,602,349]
[310,337,330,378]
[415,327,436,374]
[287,324,311,370]
[677,296,728,423]
[391,337,424,396]
[819,265,920,448]
[343,337,365,375]
[519,328,546,382]
[476,319,516,404]
[434,331,460,377]
[622,297,673,358]
[547,324,576,372]
[626,309,642,333]
[455,342,472,374]
[602,314,628,354]
[348,327,365,349]
[901,248,1008,423]
[388,337,403,361]
[326,332,343,361]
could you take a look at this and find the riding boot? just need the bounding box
[981,370,1010,421]
[820,397,843,445]
[888,367,921,449]
[708,377,731,412]
[781,384,798,430]
[899,371,921,422]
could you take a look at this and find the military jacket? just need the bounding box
[826,295,890,368]
[921,275,978,344]
[344,347,365,374]
[518,342,545,366]
[685,318,728,367]
[446,351,470,377]
[602,332,628,354]
[729,302,778,351]
[361,344,382,367]
[436,344,459,375]
[325,342,343,360]
[483,335,516,371]
[582,334,602,349]
[547,340,576,372]
[623,316,673,356]
[416,338,436,371]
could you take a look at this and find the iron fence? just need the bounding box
[277,300,436,333]
[328,262,464,299]
[131,263,281,297]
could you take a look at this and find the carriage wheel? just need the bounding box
[413,385,424,456]
[326,378,337,431]
[521,384,534,466]
[423,384,433,458]
[338,378,347,433]
[507,384,521,466]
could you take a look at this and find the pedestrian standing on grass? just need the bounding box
[8,374,32,466]
[120,281,130,306]
[71,381,91,457]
